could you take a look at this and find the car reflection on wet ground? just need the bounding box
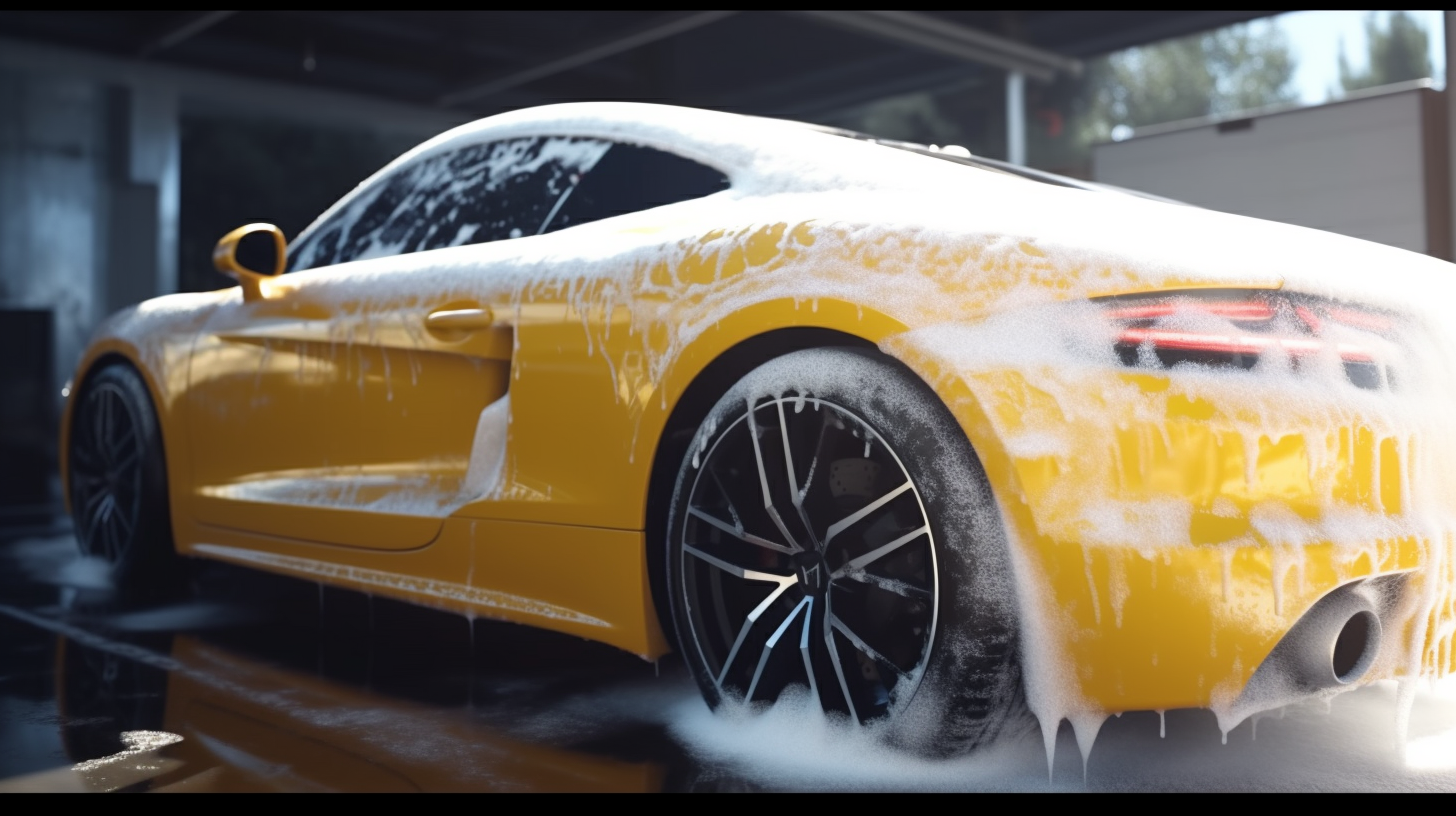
[5,528,1456,792]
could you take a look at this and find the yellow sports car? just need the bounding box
[62,102,1456,758]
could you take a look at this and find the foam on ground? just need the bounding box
[665,677,1456,791]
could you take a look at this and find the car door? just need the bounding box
[184,135,610,549]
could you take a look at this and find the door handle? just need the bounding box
[425,307,495,332]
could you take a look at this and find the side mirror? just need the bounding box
[213,223,286,301]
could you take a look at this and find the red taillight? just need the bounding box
[1115,328,1374,363]
[1100,290,1396,387]
[1105,301,1274,323]
[1324,306,1393,333]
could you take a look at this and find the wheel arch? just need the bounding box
[639,318,1036,653]
[60,346,170,516]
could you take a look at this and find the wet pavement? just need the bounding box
[4,526,1456,792]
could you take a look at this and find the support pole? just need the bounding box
[1006,70,1026,166]
[104,84,179,312]
[1446,10,1456,259]
[129,86,179,297]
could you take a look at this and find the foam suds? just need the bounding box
[203,472,465,516]
[666,678,1456,790]
[191,544,606,627]
[11,535,115,596]
[462,394,510,501]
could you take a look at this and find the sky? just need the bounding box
[1276,9,1446,101]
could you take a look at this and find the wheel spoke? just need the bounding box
[687,506,795,556]
[107,428,137,464]
[825,608,860,724]
[829,612,911,681]
[706,465,751,535]
[684,542,800,688]
[702,455,794,554]
[109,448,140,477]
[777,401,821,550]
[799,597,819,705]
[79,484,108,518]
[714,578,799,689]
[96,392,116,465]
[97,497,117,560]
[111,498,135,537]
[684,544,794,584]
[795,407,836,543]
[745,399,803,553]
[823,481,912,546]
[105,507,126,561]
[836,571,933,600]
[86,492,111,546]
[745,595,811,700]
[831,525,929,579]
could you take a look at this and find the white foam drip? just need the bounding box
[191,544,607,627]
[462,394,510,501]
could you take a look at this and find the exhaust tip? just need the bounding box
[1224,577,1402,730]
[1234,580,1390,714]
[1332,609,1381,685]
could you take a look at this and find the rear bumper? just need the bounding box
[1019,534,1450,714]
[887,339,1456,715]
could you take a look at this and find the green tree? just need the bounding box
[1338,11,1432,93]
[821,18,1300,175]
[1074,20,1297,143]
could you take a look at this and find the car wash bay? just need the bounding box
[7,11,1456,791]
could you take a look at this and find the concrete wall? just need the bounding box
[0,69,185,402]
[0,69,106,397]
[0,39,465,510]
[1092,86,1450,259]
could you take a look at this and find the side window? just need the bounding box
[288,136,611,272]
[541,143,728,234]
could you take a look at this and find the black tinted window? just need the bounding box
[542,143,727,234]
[288,136,610,271]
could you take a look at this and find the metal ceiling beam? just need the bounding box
[710,49,966,114]
[791,10,1079,82]
[437,10,737,107]
[0,35,466,138]
[138,10,237,58]
[1037,10,1289,58]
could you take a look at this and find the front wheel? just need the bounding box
[665,348,1024,754]
[68,363,180,605]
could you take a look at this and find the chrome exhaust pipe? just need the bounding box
[1228,581,1385,721]
[1330,606,1381,685]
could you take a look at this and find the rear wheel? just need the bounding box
[665,348,1024,754]
[68,363,179,605]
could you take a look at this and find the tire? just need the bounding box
[67,363,180,605]
[665,347,1025,755]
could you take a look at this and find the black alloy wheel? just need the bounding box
[68,364,179,604]
[667,348,1025,754]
